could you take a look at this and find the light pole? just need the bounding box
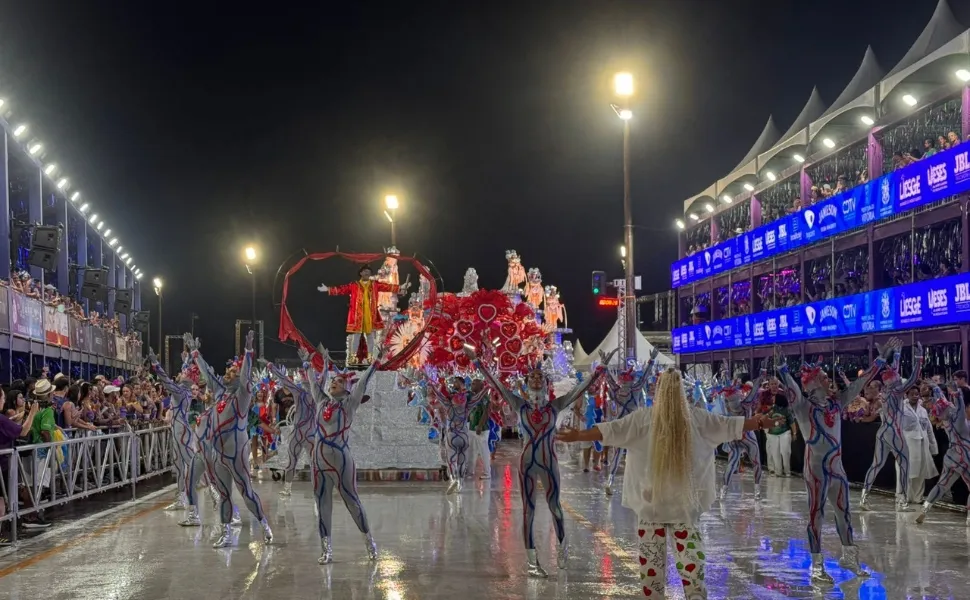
[383,194,399,246]
[153,277,163,363]
[245,246,257,355]
[613,72,636,364]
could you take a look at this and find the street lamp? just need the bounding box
[613,71,637,363]
[383,194,399,246]
[244,246,258,353]
[152,277,163,361]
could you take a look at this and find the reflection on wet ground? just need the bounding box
[0,445,964,598]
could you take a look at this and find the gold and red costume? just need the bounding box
[330,278,400,363]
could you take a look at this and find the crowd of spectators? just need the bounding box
[891,131,965,171]
[0,269,139,344]
[880,220,962,287]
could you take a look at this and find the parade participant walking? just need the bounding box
[261,359,315,496]
[917,382,970,524]
[426,375,489,493]
[557,368,777,599]
[467,346,611,578]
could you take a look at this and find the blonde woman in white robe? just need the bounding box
[896,386,939,504]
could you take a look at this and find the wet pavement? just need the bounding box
[0,444,966,599]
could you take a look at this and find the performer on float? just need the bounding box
[303,344,380,565]
[376,246,400,312]
[457,268,479,297]
[777,352,868,583]
[466,345,614,577]
[426,375,490,493]
[859,338,916,511]
[318,264,407,366]
[524,268,544,309]
[543,286,565,330]
[917,381,970,524]
[718,370,765,500]
[187,331,273,548]
[502,250,526,292]
[151,348,204,526]
[599,347,659,495]
[261,359,315,497]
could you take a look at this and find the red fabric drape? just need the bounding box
[278,252,437,371]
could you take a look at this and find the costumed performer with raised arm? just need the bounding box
[776,348,869,584]
[557,367,780,599]
[150,347,206,527]
[187,331,273,548]
[426,373,489,494]
[917,380,970,524]
[718,366,766,500]
[598,347,659,495]
[858,338,915,511]
[317,263,408,366]
[303,343,381,565]
[466,345,613,578]
[260,358,315,497]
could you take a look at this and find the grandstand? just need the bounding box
[672,0,970,378]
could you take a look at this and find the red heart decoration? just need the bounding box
[674,530,688,540]
[477,304,498,323]
[637,529,645,537]
[676,542,684,552]
[685,563,696,573]
[646,568,656,576]
[455,320,475,339]
[638,557,646,565]
[654,528,666,537]
[455,353,470,368]
[505,337,523,355]
[682,579,691,587]
[499,352,517,369]
[500,321,518,339]
[449,336,464,351]
[643,589,652,597]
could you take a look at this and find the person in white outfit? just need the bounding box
[765,391,797,477]
[557,368,780,599]
[896,385,939,504]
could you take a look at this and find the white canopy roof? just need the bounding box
[575,320,675,370]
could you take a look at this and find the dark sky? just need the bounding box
[0,1,963,362]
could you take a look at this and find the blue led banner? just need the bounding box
[671,144,970,288]
[672,272,970,354]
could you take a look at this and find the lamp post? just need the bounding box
[383,194,399,246]
[613,72,636,364]
[152,277,163,364]
[244,246,257,355]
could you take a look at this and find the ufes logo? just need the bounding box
[928,162,947,188]
[928,288,947,311]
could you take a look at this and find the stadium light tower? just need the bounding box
[613,71,637,364]
[152,277,163,352]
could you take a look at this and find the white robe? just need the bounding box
[896,403,939,498]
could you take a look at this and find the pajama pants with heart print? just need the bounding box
[637,520,706,599]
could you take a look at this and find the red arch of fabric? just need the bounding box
[278,252,438,371]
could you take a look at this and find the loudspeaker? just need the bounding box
[83,269,108,286]
[28,248,57,270]
[81,283,107,303]
[114,288,132,313]
[132,310,150,325]
[31,226,61,251]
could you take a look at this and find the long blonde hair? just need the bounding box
[649,368,692,501]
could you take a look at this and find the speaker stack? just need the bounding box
[28,225,62,270]
[81,268,108,304]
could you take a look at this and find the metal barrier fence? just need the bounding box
[0,424,174,545]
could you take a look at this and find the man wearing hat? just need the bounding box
[23,378,55,529]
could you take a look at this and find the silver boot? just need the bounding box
[164,492,186,511]
[231,507,242,526]
[178,505,201,527]
[446,479,457,494]
[213,524,234,548]
[718,485,728,500]
[915,501,931,524]
[859,490,872,511]
[318,537,333,565]
[837,545,868,577]
[454,478,464,494]
[364,532,378,560]
[605,474,615,496]
[810,552,833,584]
[527,549,548,578]
[557,539,568,569]
[261,518,274,544]
[895,495,912,512]
[754,486,761,501]
[279,481,293,497]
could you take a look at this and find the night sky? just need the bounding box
[0,1,963,362]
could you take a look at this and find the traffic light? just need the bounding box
[591,271,606,295]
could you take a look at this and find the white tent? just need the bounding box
[575,321,675,370]
[572,340,589,365]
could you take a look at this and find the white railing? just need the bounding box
[0,425,174,544]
